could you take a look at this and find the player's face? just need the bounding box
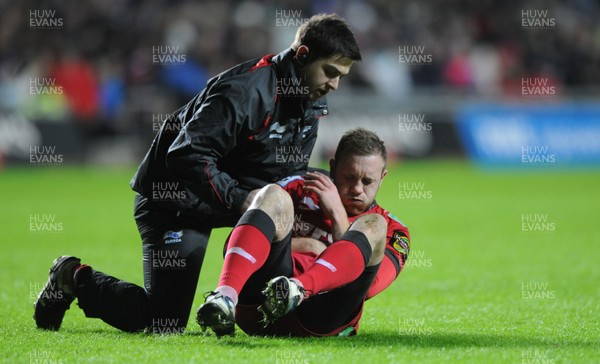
[330,153,387,216]
[302,54,353,101]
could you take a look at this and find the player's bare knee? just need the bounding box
[350,214,387,265]
[249,184,291,214]
[248,184,293,240]
[350,214,386,240]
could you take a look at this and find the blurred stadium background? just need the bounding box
[1,0,599,167]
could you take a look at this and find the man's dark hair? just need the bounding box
[292,13,361,62]
[334,128,387,168]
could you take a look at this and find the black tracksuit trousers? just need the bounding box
[75,194,238,333]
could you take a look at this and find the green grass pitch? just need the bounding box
[1,160,598,363]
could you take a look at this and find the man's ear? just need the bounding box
[295,45,310,65]
[379,169,388,188]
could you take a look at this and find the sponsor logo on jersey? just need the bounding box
[292,221,333,245]
[163,230,183,244]
[390,231,410,259]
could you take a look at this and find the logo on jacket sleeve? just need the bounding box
[163,230,183,244]
[269,121,288,138]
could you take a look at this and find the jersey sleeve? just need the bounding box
[366,213,410,299]
[276,175,305,205]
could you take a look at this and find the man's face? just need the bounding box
[302,54,354,101]
[330,153,387,216]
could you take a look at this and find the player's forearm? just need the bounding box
[330,208,350,242]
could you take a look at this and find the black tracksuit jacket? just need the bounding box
[130,48,328,217]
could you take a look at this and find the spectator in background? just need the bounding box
[51,51,99,123]
[0,0,597,150]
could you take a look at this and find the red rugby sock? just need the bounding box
[217,224,271,299]
[295,240,365,297]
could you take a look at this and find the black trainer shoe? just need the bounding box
[259,276,305,325]
[196,291,236,337]
[33,256,81,330]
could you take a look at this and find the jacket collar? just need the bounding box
[272,48,297,79]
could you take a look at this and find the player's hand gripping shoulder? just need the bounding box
[302,171,349,241]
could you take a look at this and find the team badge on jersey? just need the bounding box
[390,230,410,261]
